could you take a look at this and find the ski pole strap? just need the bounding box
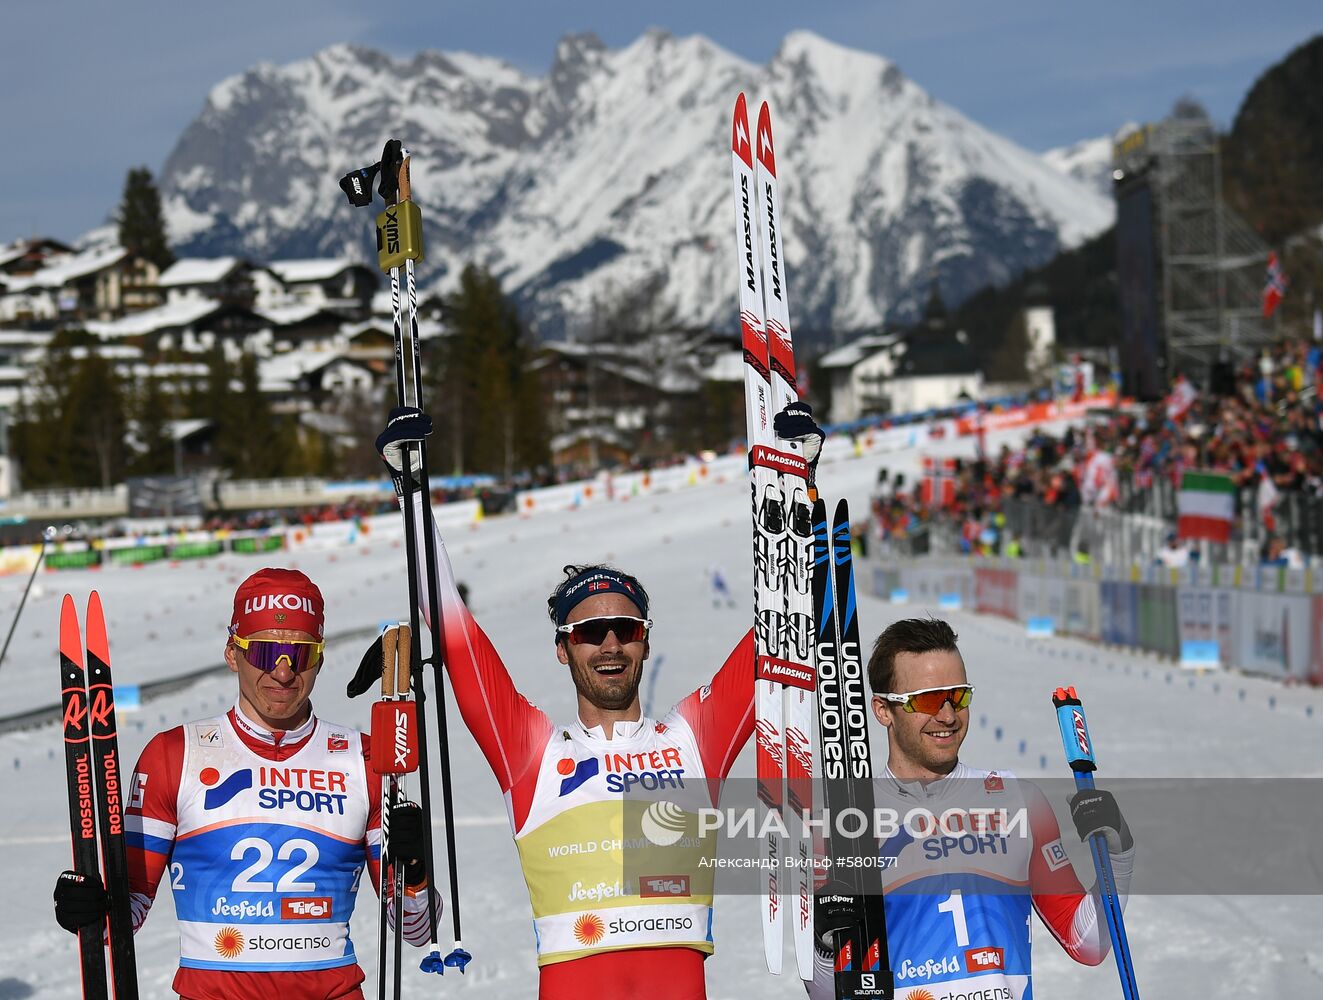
[1052,685,1097,773]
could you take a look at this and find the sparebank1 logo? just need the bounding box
[641,800,687,847]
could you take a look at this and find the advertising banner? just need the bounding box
[974,566,1018,618]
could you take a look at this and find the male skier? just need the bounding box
[52,567,441,1000]
[360,403,825,1000]
[808,616,1135,999]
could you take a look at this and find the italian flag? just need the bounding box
[1177,471,1235,542]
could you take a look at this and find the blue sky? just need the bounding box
[2,1,1319,243]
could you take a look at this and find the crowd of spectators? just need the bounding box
[870,338,1323,566]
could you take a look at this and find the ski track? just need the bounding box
[0,426,1318,997]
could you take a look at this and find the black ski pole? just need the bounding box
[0,524,54,673]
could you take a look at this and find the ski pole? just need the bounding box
[341,141,470,975]
[0,525,54,673]
[1052,686,1140,1000]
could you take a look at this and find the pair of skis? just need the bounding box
[340,141,470,984]
[59,592,139,1000]
[812,502,892,998]
[730,92,817,978]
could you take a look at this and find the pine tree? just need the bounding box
[128,373,176,476]
[116,167,175,270]
[434,265,546,476]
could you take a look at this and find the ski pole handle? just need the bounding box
[1050,685,1140,1000]
[382,627,397,700]
[1052,685,1097,772]
[397,624,413,695]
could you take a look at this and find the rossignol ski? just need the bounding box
[60,592,140,1000]
[340,141,470,978]
[730,92,816,976]
[1051,687,1140,1000]
[813,501,892,1000]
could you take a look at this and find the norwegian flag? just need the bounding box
[1263,251,1287,319]
[919,455,958,508]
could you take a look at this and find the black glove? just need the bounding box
[375,406,432,499]
[1069,788,1133,854]
[773,401,825,485]
[388,800,429,889]
[346,632,385,699]
[54,870,108,934]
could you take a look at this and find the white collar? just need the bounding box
[232,700,317,745]
[575,714,647,742]
[882,760,969,800]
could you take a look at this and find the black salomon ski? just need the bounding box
[813,500,892,999]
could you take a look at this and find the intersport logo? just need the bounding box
[896,955,959,981]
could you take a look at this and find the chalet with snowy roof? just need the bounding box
[0,238,73,276]
[86,298,270,356]
[262,259,376,316]
[258,349,376,412]
[0,245,159,324]
[820,333,904,424]
[157,257,258,307]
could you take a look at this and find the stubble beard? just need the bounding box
[567,648,643,712]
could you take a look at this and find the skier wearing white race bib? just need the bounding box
[807,616,1135,1000]
[51,568,443,1000]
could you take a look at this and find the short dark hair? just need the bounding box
[867,616,959,694]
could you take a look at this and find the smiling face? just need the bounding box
[872,647,969,781]
[556,592,648,726]
[225,627,321,731]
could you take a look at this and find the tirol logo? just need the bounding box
[965,946,1005,972]
[573,912,605,947]
[640,875,690,898]
[557,756,599,797]
[282,897,333,920]
[1071,709,1090,757]
[214,926,245,959]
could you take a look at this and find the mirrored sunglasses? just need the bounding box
[881,685,974,714]
[231,635,325,674]
[555,615,651,646]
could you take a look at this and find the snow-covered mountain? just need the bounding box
[158,30,1112,337]
[1042,134,1120,202]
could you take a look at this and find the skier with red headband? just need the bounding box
[51,567,443,1000]
[350,403,826,1000]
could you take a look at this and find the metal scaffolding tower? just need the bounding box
[1114,107,1272,389]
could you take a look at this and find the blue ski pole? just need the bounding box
[1052,686,1140,1000]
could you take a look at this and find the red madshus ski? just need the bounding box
[812,500,892,999]
[60,595,110,1000]
[753,100,818,980]
[85,592,139,999]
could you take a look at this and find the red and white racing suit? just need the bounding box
[124,706,439,1000]
[420,511,755,1000]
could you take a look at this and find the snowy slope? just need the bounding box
[1,428,1320,997]
[1042,134,1117,203]
[156,30,1113,335]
